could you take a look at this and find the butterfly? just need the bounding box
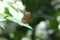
[22,12,31,23]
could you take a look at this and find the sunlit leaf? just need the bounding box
[0,21,6,29]
[7,2,19,12]
[4,7,12,16]
[0,13,7,21]
[6,17,33,30]
[0,1,33,30]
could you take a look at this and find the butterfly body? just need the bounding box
[22,12,31,23]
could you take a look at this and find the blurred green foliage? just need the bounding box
[0,0,60,40]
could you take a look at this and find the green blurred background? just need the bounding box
[0,0,60,40]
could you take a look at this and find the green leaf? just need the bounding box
[6,17,33,30]
[0,21,6,29]
[0,7,12,20]
[4,7,12,17]
[0,13,6,19]
[0,13,8,21]
[0,1,33,30]
[7,2,19,12]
